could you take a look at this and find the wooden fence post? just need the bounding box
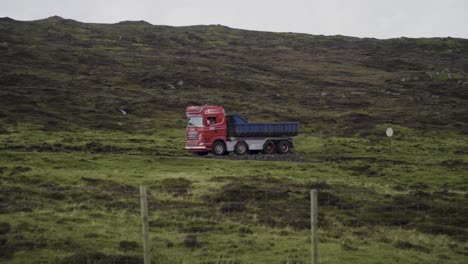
[310,189,318,264]
[140,186,151,264]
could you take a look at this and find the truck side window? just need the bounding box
[208,117,216,125]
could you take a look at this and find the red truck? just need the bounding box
[185,105,299,156]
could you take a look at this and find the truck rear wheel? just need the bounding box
[234,141,249,155]
[276,140,290,154]
[211,141,227,156]
[262,140,276,155]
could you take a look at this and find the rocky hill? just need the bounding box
[0,16,467,134]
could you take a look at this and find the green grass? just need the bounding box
[0,122,466,263]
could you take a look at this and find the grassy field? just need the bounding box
[0,122,466,264]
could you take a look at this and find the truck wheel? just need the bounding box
[262,140,276,155]
[276,141,290,154]
[211,141,226,156]
[234,141,249,155]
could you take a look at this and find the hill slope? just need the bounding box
[0,16,467,134]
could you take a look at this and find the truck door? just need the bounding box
[205,114,227,148]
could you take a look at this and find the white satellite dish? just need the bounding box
[386,127,393,137]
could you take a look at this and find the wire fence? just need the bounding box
[0,184,466,263]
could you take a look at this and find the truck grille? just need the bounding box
[186,141,198,147]
[187,131,199,139]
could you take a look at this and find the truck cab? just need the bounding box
[185,105,227,155]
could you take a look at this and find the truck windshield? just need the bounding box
[188,117,203,127]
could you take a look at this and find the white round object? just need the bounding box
[386,127,393,137]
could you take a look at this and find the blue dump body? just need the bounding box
[226,114,299,138]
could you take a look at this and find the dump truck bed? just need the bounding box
[226,114,299,138]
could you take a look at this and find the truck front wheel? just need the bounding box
[234,141,249,155]
[211,141,227,156]
[276,141,290,154]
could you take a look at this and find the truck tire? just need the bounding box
[211,141,226,156]
[276,140,290,154]
[262,140,276,155]
[234,141,249,155]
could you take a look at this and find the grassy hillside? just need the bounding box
[0,16,467,263]
[1,16,467,133]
